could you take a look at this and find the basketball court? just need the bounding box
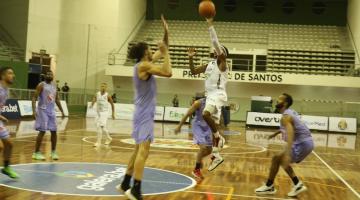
[0,117,358,199]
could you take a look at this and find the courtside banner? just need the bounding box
[328,117,357,133]
[164,107,189,122]
[300,115,328,131]
[1,99,21,119]
[18,100,33,116]
[246,112,281,127]
[87,103,165,121]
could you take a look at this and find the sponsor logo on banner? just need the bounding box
[164,107,189,122]
[246,112,281,127]
[327,134,356,149]
[1,99,20,119]
[300,115,328,131]
[329,117,357,133]
[155,107,164,121]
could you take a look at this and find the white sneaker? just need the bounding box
[105,136,112,145]
[208,156,224,171]
[94,142,100,147]
[255,183,277,195]
[287,181,307,197]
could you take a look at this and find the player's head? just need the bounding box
[213,45,229,58]
[275,93,293,112]
[100,83,107,92]
[129,42,152,62]
[44,70,54,82]
[0,66,15,85]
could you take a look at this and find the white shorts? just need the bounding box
[203,94,226,124]
[96,111,108,127]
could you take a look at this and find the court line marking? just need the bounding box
[185,190,295,200]
[0,162,196,197]
[226,186,234,200]
[312,151,360,199]
[82,136,267,155]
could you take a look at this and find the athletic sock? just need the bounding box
[122,174,132,186]
[4,160,9,168]
[292,176,299,185]
[195,162,202,170]
[133,179,142,193]
[266,179,274,187]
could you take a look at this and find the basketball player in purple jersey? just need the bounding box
[32,70,65,161]
[188,17,228,171]
[255,93,314,197]
[0,67,19,178]
[174,93,212,182]
[117,15,172,200]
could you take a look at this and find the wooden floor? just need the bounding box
[0,116,359,200]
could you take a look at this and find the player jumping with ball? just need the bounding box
[188,17,229,171]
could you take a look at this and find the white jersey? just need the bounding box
[204,60,228,100]
[96,91,109,112]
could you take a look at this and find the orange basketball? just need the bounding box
[199,0,216,18]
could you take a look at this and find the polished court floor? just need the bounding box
[0,116,359,200]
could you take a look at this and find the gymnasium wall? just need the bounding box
[112,77,360,121]
[26,0,147,92]
[0,0,29,49]
[347,0,360,66]
[147,0,347,26]
[0,60,28,89]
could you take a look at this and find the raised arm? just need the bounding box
[32,83,43,119]
[152,15,169,62]
[206,18,227,72]
[188,48,207,75]
[174,100,202,134]
[139,44,172,79]
[108,95,115,119]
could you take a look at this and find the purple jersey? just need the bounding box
[38,82,57,112]
[192,98,212,146]
[280,109,312,144]
[0,84,9,139]
[193,98,208,128]
[132,63,157,144]
[0,84,8,113]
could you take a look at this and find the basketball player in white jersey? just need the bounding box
[90,83,115,147]
[188,17,228,171]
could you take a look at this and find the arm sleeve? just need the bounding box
[209,26,223,55]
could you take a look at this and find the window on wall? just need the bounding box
[312,1,326,15]
[168,0,179,9]
[282,1,296,14]
[253,1,266,13]
[224,0,237,12]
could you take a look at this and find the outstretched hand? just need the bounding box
[188,48,196,57]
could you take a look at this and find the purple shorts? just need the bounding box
[291,139,314,163]
[35,109,57,132]
[132,118,154,144]
[0,121,9,139]
[192,120,212,146]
